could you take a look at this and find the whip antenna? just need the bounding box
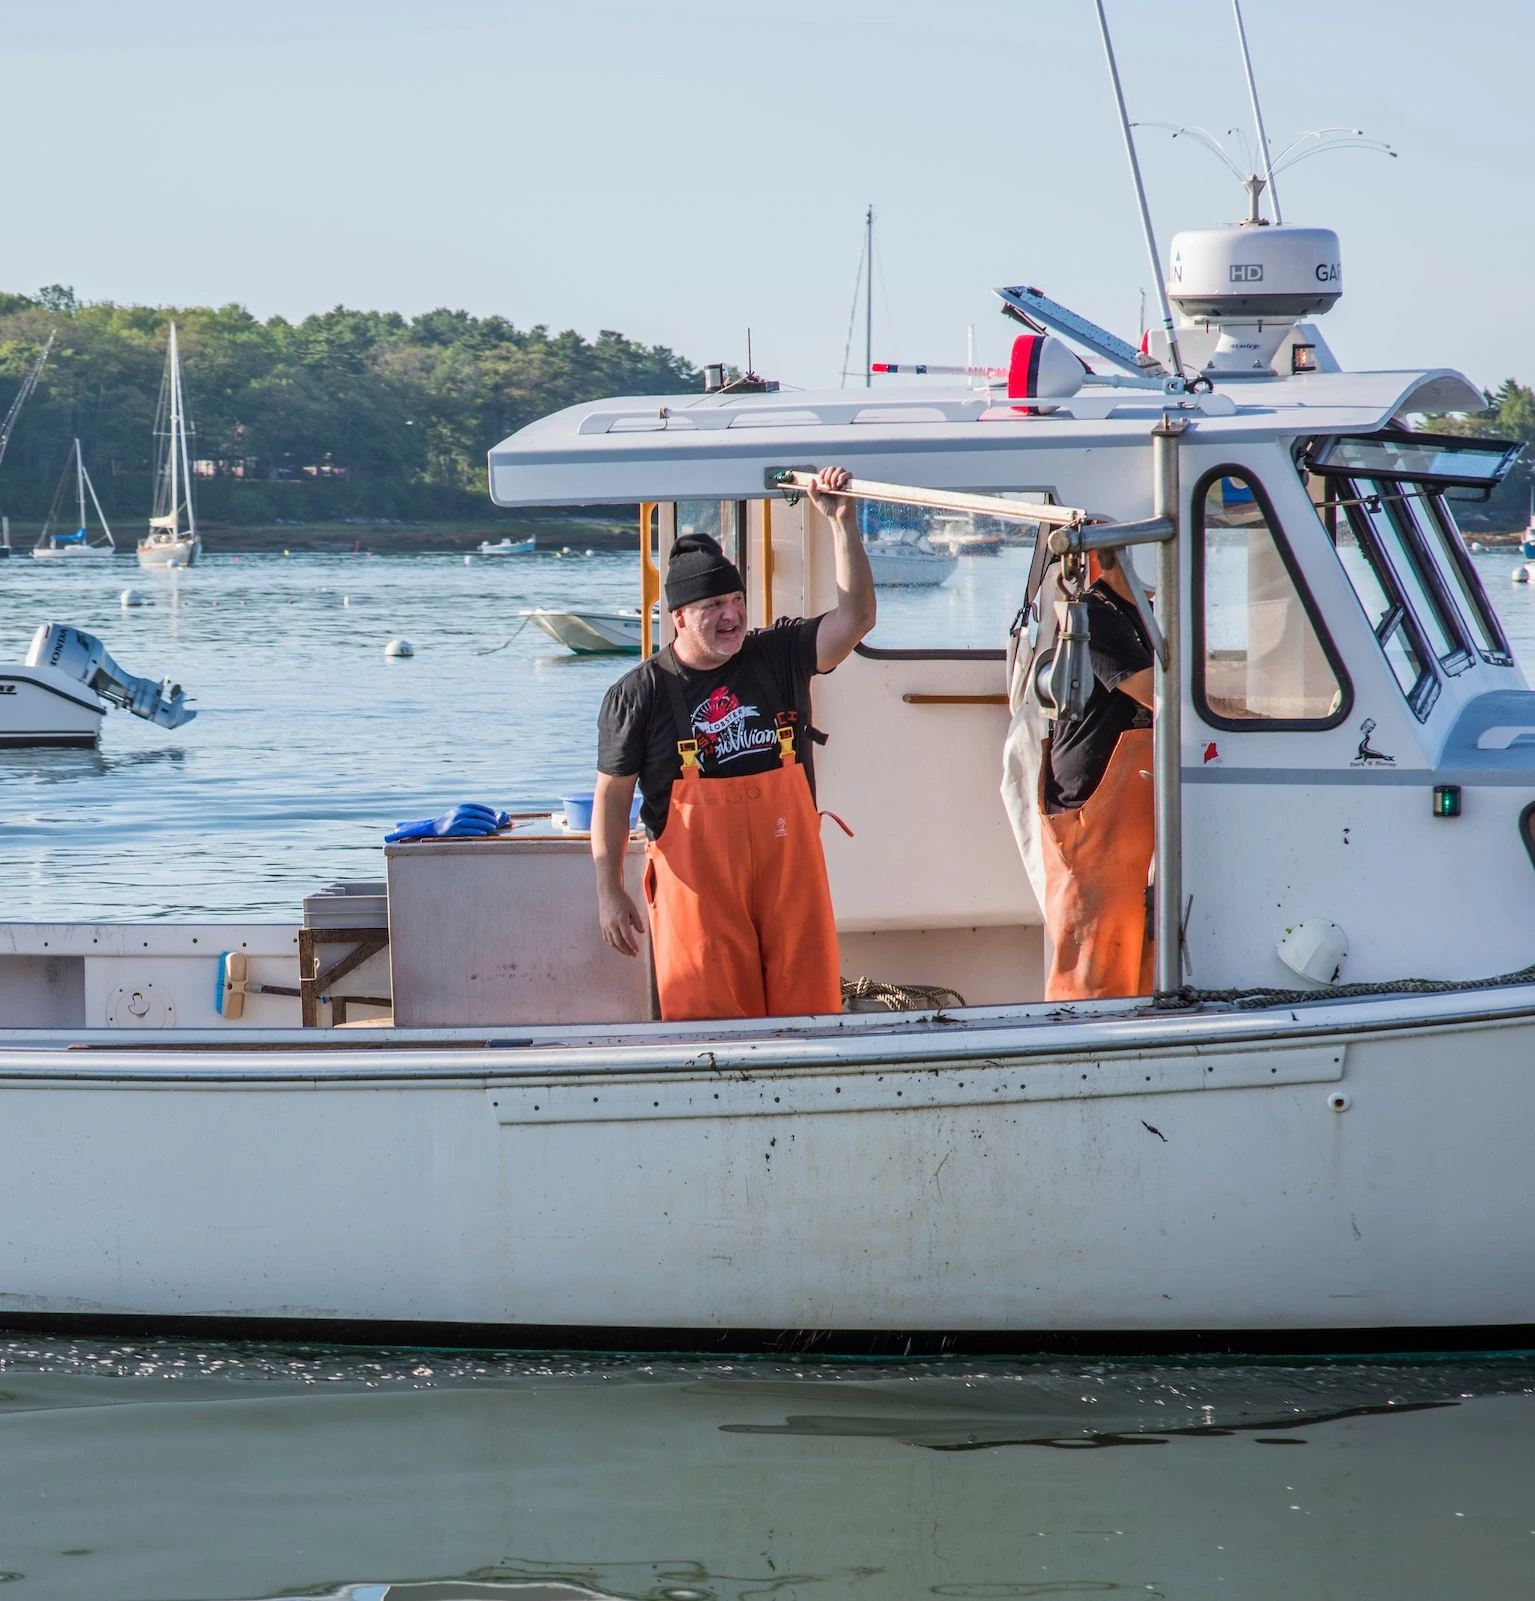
[1232,0,1281,224]
[1091,0,1185,381]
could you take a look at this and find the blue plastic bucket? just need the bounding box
[560,791,595,831]
[560,790,642,831]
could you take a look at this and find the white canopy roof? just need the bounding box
[487,368,1486,508]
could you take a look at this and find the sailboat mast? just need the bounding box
[74,438,85,533]
[864,205,873,389]
[166,325,180,538]
[176,332,197,537]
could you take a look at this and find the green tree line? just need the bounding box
[0,286,699,526]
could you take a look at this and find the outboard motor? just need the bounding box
[25,623,195,729]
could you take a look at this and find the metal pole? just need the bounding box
[1152,416,1186,995]
[74,438,85,532]
[166,325,180,538]
[1091,0,1186,381]
[1232,0,1282,225]
[864,204,873,388]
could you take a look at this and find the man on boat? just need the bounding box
[592,467,876,1020]
[1039,549,1155,1001]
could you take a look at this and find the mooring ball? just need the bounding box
[384,638,414,658]
[120,588,145,607]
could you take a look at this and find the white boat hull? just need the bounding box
[137,535,200,569]
[0,665,104,746]
[865,548,957,587]
[528,610,643,653]
[479,538,536,556]
[2,989,1533,1343]
[31,546,114,561]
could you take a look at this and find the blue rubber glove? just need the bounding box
[385,803,511,843]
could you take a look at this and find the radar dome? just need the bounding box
[1165,224,1341,375]
[1167,225,1341,320]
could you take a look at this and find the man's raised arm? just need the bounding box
[806,466,877,670]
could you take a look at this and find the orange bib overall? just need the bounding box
[644,652,842,1022]
[1040,726,1154,1001]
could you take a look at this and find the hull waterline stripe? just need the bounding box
[0,1308,1529,1358]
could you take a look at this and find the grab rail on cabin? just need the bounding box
[767,470,1089,528]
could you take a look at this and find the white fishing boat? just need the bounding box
[525,607,646,653]
[2,14,1534,1354]
[0,623,195,747]
[137,324,201,569]
[30,438,115,560]
[478,536,536,556]
[863,527,958,587]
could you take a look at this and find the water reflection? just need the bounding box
[0,746,188,785]
[1,1341,1532,1601]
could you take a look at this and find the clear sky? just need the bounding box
[2,1,1528,396]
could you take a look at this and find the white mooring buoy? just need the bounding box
[120,588,145,607]
[384,638,414,658]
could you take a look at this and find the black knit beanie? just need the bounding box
[665,532,745,610]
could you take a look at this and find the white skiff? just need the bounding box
[525,608,645,653]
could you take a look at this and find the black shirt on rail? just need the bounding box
[1043,581,1153,813]
[597,616,824,837]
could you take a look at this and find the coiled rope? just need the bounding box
[1152,961,1535,1012]
[842,977,966,1013]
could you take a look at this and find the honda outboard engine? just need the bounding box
[25,623,195,729]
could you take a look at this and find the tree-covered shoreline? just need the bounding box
[4,286,1532,532]
[0,287,699,528]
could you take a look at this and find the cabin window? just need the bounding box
[676,501,746,570]
[1417,491,1512,664]
[1193,470,1349,729]
[1368,488,1473,674]
[853,491,1055,658]
[1321,482,1439,719]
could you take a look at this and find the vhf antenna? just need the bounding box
[1231,0,1281,224]
[1091,0,1186,382]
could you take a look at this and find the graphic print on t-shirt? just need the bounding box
[691,683,780,767]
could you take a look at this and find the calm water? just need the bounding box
[0,1340,1531,1601]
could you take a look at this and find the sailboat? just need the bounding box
[137,323,201,569]
[31,438,115,560]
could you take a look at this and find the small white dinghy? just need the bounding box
[0,622,195,746]
[478,536,537,556]
[31,439,115,561]
[525,608,647,653]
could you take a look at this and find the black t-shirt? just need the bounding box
[1043,582,1153,813]
[598,616,824,836]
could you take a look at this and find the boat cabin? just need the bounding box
[483,360,1530,1004]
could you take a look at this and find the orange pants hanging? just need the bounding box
[1040,727,1155,1001]
[644,758,842,1021]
